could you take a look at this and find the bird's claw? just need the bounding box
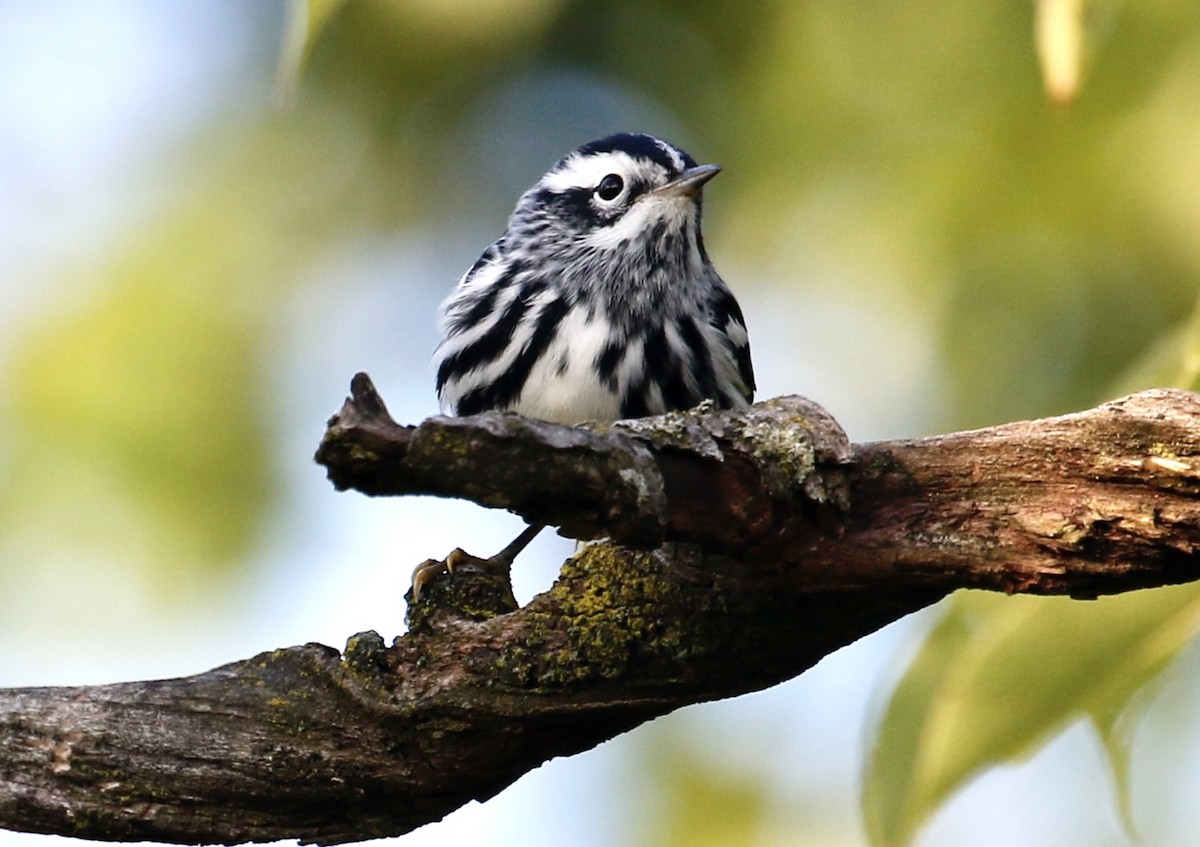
[409,548,511,602]
[409,558,446,603]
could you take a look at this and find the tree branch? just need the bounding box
[2,375,1198,844]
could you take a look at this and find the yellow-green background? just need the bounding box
[2,2,1200,846]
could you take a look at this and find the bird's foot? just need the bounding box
[410,547,513,603]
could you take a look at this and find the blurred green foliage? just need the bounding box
[641,745,773,847]
[864,587,1200,847]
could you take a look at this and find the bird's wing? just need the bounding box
[709,284,756,404]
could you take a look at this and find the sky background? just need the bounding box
[2,2,1200,846]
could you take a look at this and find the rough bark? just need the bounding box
[1,374,1198,845]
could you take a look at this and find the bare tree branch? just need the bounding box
[2,375,1198,845]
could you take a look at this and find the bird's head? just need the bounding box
[505,133,719,288]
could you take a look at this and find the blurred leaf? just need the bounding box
[1035,0,1086,104]
[635,723,772,847]
[1088,666,1169,841]
[1034,0,1125,105]
[276,0,349,101]
[864,587,1200,847]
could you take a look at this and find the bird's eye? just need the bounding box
[594,174,624,202]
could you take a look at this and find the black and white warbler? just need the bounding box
[436,132,754,424]
[413,132,755,598]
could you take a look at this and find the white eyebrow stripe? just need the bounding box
[540,152,665,193]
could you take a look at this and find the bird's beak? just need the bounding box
[651,164,721,198]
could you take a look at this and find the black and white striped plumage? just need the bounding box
[435,132,754,426]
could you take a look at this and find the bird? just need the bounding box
[412,132,755,600]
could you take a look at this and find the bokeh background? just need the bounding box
[3,2,1200,846]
